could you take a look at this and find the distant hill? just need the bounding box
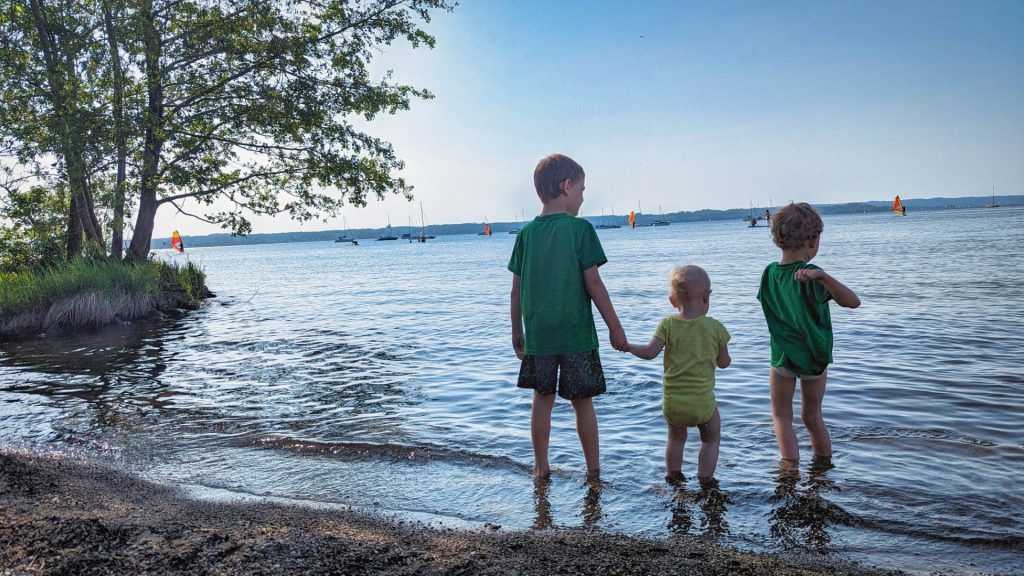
[153,195,1023,248]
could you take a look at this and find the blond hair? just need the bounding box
[670,265,710,302]
[533,153,584,202]
[770,202,823,250]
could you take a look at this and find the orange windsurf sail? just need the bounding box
[483,223,491,236]
[628,211,636,228]
[171,230,185,252]
[892,196,906,215]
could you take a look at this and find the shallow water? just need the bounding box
[2,207,1023,574]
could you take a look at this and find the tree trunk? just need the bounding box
[28,0,104,249]
[126,0,163,262]
[102,0,127,260]
[65,193,83,260]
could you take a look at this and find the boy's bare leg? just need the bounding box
[665,423,687,475]
[531,391,556,479]
[571,397,600,476]
[800,373,832,458]
[770,368,800,463]
[696,408,721,481]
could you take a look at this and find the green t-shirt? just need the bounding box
[655,315,730,405]
[757,262,833,374]
[507,213,607,355]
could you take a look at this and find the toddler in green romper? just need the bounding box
[627,265,731,486]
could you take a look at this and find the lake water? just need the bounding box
[2,207,1022,574]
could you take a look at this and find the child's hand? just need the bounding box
[610,326,628,352]
[794,268,825,281]
[512,332,525,360]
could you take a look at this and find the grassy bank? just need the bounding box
[0,259,208,339]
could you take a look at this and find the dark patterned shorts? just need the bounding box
[517,349,607,400]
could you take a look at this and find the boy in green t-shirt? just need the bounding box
[627,265,731,487]
[508,153,628,480]
[757,202,861,469]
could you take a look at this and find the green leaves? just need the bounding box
[2,0,454,262]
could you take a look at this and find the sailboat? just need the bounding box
[376,217,399,241]
[413,203,434,243]
[985,186,1000,208]
[509,210,525,234]
[651,205,671,226]
[745,200,759,226]
[334,216,358,244]
[478,216,492,236]
[628,210,636,229]
[892,195,907,216]
[595,208,621,229]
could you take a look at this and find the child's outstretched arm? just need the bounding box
[510,274,525,359]
[794,268,861,308]
[583,266,628,351]
[627,337,665,360]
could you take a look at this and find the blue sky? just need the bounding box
[159,0,1024,234]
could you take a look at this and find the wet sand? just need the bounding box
[1,450,904,575]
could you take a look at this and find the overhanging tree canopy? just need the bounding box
[1,0,453,262]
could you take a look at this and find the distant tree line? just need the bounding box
[1,0,452,271]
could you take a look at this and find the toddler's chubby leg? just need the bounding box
[770,368,800,463]
[696,408,721,482]
[800,373,831,459]
[665,423,687,478]
[571,397,600,477]
[531,391,556,479]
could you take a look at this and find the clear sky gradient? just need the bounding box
[158,0,1024,235]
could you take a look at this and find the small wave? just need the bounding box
[839,426,998,447]
[252,436,532,474]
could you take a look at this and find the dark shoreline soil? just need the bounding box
[0,450,906,575]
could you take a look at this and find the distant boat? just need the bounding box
[334,217,358,244]
[478,217,492,236]
[376,218,399,241]
[628,210,636,229]
[651,205,671,226]
[413,203,434,243]
[509,210,524,234]
[985,186,1000,208]
[595,208,621,229]
[892,195,907,216]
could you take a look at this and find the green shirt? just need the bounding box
[757,262,833,374]
[655,315,730,405]
[507,213,607,355]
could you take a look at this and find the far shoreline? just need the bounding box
[154,195,1022,249]
[0,449,905,575]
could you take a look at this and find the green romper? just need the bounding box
[655,315,731,427]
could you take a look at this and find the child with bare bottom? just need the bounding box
[757,202,861,470]
[627,265,731,487]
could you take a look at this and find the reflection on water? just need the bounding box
[768,461,854,552]
[3,207,1024,574]
[666,476,730,538]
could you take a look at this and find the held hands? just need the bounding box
[610,325,629,352]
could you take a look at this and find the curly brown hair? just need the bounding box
[770,202,823,250]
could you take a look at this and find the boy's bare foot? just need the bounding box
[697,475,719,489]
[778,457,799,472]
[664,471,685,486]
[533,466,551,481]
[810,453,834,472]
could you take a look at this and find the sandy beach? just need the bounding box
[0,449,907,575]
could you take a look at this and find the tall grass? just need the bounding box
[0,259,204,321]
